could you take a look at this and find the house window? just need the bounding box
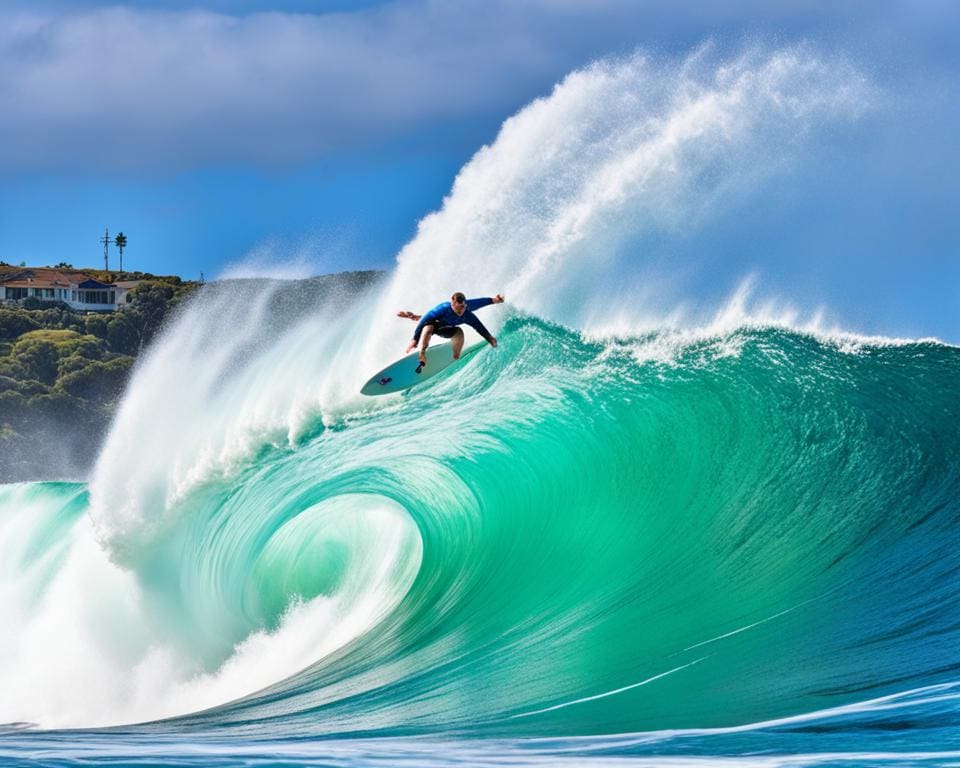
[7,287,28,300]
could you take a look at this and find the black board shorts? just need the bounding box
[426,324,459,339]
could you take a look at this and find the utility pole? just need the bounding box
[100,227,111,271]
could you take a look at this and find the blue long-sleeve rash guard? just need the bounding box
[412,297,495,343]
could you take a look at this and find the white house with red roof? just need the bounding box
[0,268,144,311]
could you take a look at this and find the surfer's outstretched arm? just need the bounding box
[465,294,504,346]
[465,294,504,312]
[397,310,421,321]
[465,315,497,347]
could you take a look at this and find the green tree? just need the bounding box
[0,309,40,341]
[57,357,133,401]
[105,313,140,356]
[0,357,29,381]
[84,313,110,340]
[11,338,60,385]
[7,330,108,386]
[126,282,177,351]
[114,233,128,272]
[36,306,82,331]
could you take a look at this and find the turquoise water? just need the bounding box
[3,317,960,765]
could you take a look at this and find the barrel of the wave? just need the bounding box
[176,323,960,738]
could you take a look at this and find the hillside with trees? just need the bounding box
[0,275,198,481]
[1,269,384,483]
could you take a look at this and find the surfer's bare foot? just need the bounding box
[405,340,417,353]
[419,352,427,366]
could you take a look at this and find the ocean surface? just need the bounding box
[3,46,959,766]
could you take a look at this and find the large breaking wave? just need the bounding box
[4,44,959,755]
[3,319,959,735]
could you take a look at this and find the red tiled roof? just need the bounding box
[0,268,104,288]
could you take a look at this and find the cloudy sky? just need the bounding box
[0,1,957,338]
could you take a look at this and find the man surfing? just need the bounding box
[398,292,505,371]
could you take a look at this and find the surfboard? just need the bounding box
[360,341,485,396]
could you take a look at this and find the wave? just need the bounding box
[3,317,959,734]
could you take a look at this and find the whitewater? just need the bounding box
[3,46,960,766]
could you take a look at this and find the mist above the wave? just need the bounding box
[376,43,872,339]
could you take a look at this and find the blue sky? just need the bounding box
[0,1,957,339]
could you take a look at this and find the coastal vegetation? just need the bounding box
[0,273,197,481]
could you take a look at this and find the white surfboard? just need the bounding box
[360,341,485,396]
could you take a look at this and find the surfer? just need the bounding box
[398,292,505,367]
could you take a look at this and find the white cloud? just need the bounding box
[0,3,605,173]
[0,1,955,175]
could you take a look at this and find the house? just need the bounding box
[113,280,144,307]
[0,268,144,312]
